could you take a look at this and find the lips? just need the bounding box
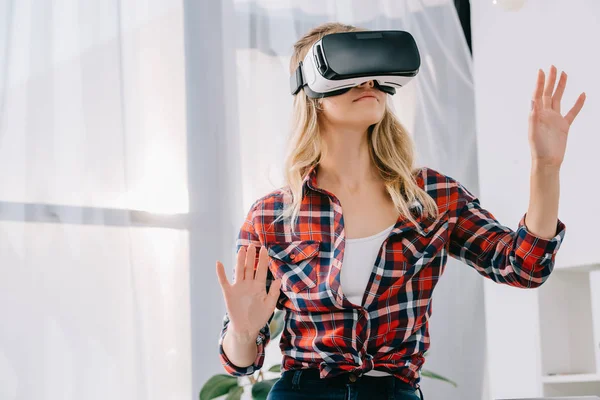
[354,94,378,101]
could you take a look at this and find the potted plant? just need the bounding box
[200,310,457,400]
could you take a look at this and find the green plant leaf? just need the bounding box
[251,378,279,400]
[421,369,458,387]
[267,364,281,373]
[268,310,285,340]
[199,374,239,400]
[225,385,244,400]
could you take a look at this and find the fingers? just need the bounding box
[542,65,557,109]
[254,246,270,283]
[533,66,585,122]
[235,246,246,283]
[552,71,567,113]
[245,244,257,280]
[565,92,586,126]
[216,260,230,288]
[233,244,263,284]
[532,69,545,111]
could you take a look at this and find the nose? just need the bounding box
[357,80,375,88]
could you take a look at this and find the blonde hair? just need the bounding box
[274,22,439,234]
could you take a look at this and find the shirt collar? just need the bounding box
[301,163,422,210]
[301,164,319,198]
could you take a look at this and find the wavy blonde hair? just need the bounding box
[273,22,439,234]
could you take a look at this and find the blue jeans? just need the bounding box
[266,368,424,400]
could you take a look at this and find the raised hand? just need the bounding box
[528,65,586,168]
[216,244,281,342]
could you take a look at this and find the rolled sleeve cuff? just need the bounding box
[218,318,269,376]
[515,213,566,269]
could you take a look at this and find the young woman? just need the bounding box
[215,22,586,400]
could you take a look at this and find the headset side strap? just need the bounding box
[290,62,304,95]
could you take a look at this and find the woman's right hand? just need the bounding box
[216,244,281,343]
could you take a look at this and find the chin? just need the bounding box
[328,110,384,129]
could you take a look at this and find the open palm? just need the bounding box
[216,244,281,341]
[528,65,586,168]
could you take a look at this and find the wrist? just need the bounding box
[228,324,258,345]
[531,159,561,174]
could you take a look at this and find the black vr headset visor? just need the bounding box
[290,30,421,99]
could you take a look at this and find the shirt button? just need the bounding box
[348,373,358,383]
[290,253,295,259]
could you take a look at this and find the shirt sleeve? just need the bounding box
[448,181,566,288]
[217,202,275,376]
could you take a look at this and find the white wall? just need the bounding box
[471,1,600,398]
[472,0,600,269]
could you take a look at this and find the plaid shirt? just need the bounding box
[218,165,565,388]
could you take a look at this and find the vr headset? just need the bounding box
[290,30,420,99]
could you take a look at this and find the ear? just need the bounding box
[315,99,323,111]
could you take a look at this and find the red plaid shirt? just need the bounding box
[218,165,565,388]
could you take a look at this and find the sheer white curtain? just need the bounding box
[0,0,485,399]
[0,1,192,399]
[225,1,485,399]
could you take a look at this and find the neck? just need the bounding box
[316,125,379,193]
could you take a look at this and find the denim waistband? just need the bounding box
[280,368,424,399]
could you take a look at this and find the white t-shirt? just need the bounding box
[341,222,396,377]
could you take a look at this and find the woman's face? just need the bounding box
[318,80,386,131]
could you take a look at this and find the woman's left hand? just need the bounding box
[528,65,586,169]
